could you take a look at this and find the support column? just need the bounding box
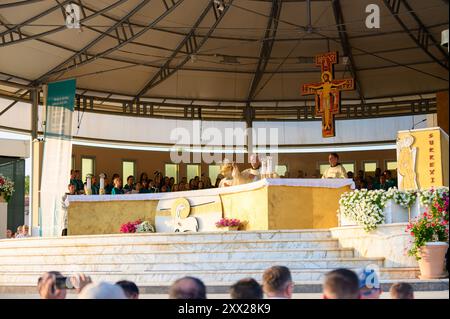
[30,88,43,234]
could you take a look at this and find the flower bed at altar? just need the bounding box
[339,187,449,231]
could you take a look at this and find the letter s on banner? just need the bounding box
[365,4,380,29]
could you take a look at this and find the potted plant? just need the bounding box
[406,188,449,279]
[0,174,14,203]
[215,218,241,231]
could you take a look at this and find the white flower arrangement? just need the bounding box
[135,220,155,233]
[0,174,15,203]
[339,189,388,232]
[339,187,450,232]
[387,187,417,209]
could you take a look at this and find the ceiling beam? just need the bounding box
[246,0,282,102]
[33,0,155,84]
[0,0,128,47]
[332,0,365,103]
[133,0,234,101]
[39,0,183,81]
[0,0,71,39]
[383,0,449,71]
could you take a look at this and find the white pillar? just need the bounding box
[0,200,7,239]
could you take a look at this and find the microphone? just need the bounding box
[411,118,427,130]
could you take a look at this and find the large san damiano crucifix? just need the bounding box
[301,52,355,138]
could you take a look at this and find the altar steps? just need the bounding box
[0,230,445,295]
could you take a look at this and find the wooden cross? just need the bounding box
[301,52,354,138]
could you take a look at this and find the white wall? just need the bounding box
[0,97,431,146]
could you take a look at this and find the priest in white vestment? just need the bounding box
[322,153,347,179]
[239,154,262,182]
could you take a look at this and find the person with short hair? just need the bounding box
[230,278,263,299]
[14,225,24,238]
[123,175,135,193]
[322,153,347,179]
[323,268,360,299]
[383,170,397,189]
[6,229,14,238]
[78,282,126,299]
[169,277,207,299]
[116,280,139,299]
[111,177,124,195]
[262,266,294,299]
[390,282,414,299]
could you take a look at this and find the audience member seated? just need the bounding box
[389,282,414,299]
[358,268,381,299]
[132,182,142,194]
[123,175,135,193]
[262,266,294,299]
[37,272,92,299]
[346,171,354,179]
[172,184,179,192]
[139,180,151,193]
[384,170,397,189]
[198,181,204,190]
[189,179,197,191]
[354,170,367,190]
[15,225,30,238]
[323,268,360,299]
[78,282,126,299]
[230,278,263,299]
[366,175,375,190]
[169,276,207,299]
[111,177,124,195]
[162,176,171,192]
[116,280,140,299]
[6,229,14,238]
[139,172,149,184]
[103,174,113,195]
[91,175,99,195]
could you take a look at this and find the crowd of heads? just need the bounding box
[347,168,397,191]
[6,224,30,239]
[36,266,414,300]
[69,169,218,195]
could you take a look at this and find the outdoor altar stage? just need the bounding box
[67,179,355,235]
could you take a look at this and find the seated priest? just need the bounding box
[322,153,347,179]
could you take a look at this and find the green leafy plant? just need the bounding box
[406,188,449,260]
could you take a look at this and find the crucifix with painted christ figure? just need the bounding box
[301,52,354,138]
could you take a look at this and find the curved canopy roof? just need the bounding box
[0,0,448,120]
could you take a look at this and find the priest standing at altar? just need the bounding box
[322,153,347,179]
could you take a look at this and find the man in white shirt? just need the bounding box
[322,152,347,179]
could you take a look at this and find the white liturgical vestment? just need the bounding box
[322,164,347,179]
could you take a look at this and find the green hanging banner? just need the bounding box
[45,78,76,139]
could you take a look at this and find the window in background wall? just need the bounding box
[319,164,329,176]
[209,165,221,180]
[275,165,288,177]
[187,164,200,181]
[122,160,136,180]
[81,157,95,182]
[342,162,355,174]
[385,160,398,174]
[165,164,179,183]
[363,161,378,177]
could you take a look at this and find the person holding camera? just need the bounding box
[37,272,92,299]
